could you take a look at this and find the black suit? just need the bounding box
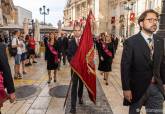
[67,38,83,109]
[121,32,165,106]
[67,38,77,62]
[57,36,68,65]
[0,43,15,94]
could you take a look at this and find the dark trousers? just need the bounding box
[71,69,84,108]
[60,50,67,65]
[62,52,66,65]
[129,84,164,114]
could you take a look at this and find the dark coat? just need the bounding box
[121,32,165,105]
[0,43,15,94]
[98,42,114,72]
[114,38,119,52]
[43,36,49,60]
[57,36,68,52]
[67,38,78,62]
[46,42,60,70]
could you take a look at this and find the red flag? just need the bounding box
[70,11,96,103]
[111,16,115,24]
[130,12,135,21]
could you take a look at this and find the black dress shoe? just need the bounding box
[25,63,32,66]
[79,98,83,104]
[70,108,76,114]
[33,61,37,63]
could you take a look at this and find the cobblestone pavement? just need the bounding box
[65,79,113,114]
[1,45,147,114]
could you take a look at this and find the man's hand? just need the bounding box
[9,93,16,103]
[163,85,165,91]
[123,90,132,103]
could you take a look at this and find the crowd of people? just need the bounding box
[10,30,38,79]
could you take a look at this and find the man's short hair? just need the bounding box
[13,29,20,35]
[138,9,159,30]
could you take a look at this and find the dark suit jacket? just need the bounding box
[0,43,15,94]
[121,32,165,105]
[67,38,78,63]
[63,37,68,51]
[57,37,68,52]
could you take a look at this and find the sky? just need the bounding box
[13,0,67,27]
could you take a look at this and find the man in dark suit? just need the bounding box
[121,9,165,114]
[67,25,83,114]
[43,34,49,61]
[57,32,68,65]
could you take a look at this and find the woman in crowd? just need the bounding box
[46,32,60,84]
[98,33,114,85]
[24,35,31,66]
[0,37,16,114]
[28,34,37,65]
[19,34,27,75]
[11,30,22,79]
[96,33,105,75]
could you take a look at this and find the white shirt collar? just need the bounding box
[75,37,81,45]
[141,31,154,44]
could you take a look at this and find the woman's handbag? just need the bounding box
[0,72,8,107]
[8,39,18,57]
[9,47,17,57]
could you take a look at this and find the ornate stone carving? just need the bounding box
[0,0,16,25]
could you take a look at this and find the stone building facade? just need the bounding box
[0,0,16,26]
[108,0,162,38]
[64,0,162,36]
[63,0,89,27]
[16,6,32,26]
[63,0,110,34]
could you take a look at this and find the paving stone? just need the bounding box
[49,85,69,98]
[65,80,113,114]
[15,85,41,101]
[2,46,127,114]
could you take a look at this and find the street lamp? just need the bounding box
[157,0,165,38]
[123,0,135,37]
[39,5,49,25]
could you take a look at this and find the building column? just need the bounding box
[157,0,165,37]
[0,0,3,25]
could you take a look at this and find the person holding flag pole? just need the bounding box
[64,3,96,114]
[67,24,84,113]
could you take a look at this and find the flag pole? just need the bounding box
[63,0,95,109]
[87,0,96,35]
[63,72,74,109]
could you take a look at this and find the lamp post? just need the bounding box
[39,5,49,25]
[123,0,135,38]
[57,20,62,37]
[157,0,165,38]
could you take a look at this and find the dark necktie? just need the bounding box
[148,38,155,82]
[147,38,152,43]
[147,38,154,59]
